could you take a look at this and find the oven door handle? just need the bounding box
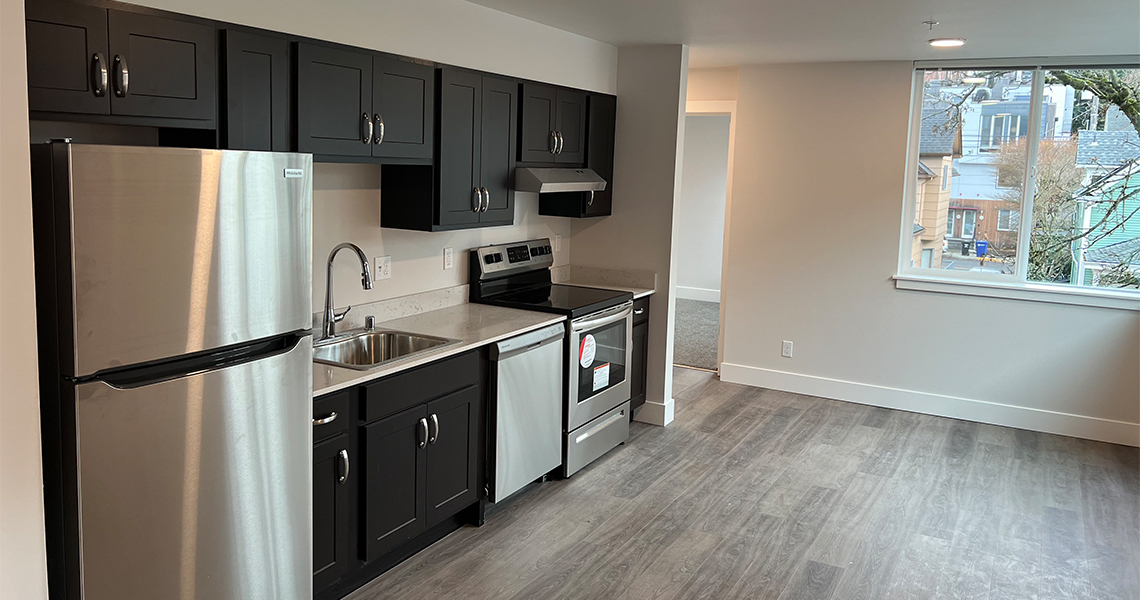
[571,301,633,332]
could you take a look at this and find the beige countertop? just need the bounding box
[313,303,565,396]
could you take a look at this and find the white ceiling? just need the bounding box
[462,0,1140,67]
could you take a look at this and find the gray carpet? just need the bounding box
[672,299,719,370]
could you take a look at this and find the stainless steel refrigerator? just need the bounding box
[32,143,314,600]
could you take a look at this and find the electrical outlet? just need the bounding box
[781,340,794,358]
[443,247,454,270]
[375,256,391,280]
[554,234,562,252]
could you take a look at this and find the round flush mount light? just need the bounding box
[930,38,966,48]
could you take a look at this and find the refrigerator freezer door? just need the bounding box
[75,337,312,600]
[63,144,312,377]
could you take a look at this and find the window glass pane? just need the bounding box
[913,69,1024,276]
[1028,68,1140,290]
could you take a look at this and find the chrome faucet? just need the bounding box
[321,242,373,341]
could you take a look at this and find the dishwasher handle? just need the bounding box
[491,323,565,361]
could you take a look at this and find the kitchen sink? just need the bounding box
[313,330,459,370]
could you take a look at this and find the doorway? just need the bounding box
[672,108,733,372]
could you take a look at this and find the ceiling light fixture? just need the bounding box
[930,38,966,48]
[962,76,987,84]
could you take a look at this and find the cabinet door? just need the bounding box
[25,0,110,115]
[554,89,587,165]
[425,385,480,527]
[519,83,557,162]
[372,57,434,161]
[585,93,617,217]
[630,320,649,414]
[479,76,517,225]
[297,43,373,157]
[362,405,426,562]
[222,30,290,151]
[107,10,216,121]
[313,434,351,594]
[437,69,482,228]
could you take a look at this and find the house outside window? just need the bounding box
[900,63,1140,299]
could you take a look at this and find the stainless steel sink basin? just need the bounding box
[313,330,459,370]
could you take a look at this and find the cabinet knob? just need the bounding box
[428,413,439,444]
[472,188,481,213]
[313,411,338,426]
[373,113,384,145]
[362,113,373,144]
[550,131,557,154]
[113,55,128,97]
[418,418,429,448]
[91,53,108,97]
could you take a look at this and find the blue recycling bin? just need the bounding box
[976,240,989,256]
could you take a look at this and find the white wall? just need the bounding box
[313,165,571,309]
[0,0,50,595]
[718,61,1140,446]
[675,115,730,301]
[571,45,689,426]
[127,0,616,94]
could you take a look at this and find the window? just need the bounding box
[902,64,1140,298]
[997,209,1019,231]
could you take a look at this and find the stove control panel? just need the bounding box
[471,238,555,278]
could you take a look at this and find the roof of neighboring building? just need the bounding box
[919,107,959,156]
[1076,130,1140,167]
[1085,236,1140,265]
[917,162,935,178]
[913,223,925,235]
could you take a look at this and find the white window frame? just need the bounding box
[997,209,1018,231]
[896,58,1140,311]
[960,209,977,239]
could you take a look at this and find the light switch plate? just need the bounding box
[555,234,562,252]
[444,247,454,270]
[376,256,391,280]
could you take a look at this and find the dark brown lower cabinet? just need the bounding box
[362,404,427,562]
[313,433,352,593]
[425,386,480,526]
[630,296,651,414]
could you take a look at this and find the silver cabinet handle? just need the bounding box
[418,418,428,448]
[373,113,384,145]
[634,308,645,315]
[481,188,490,212]
[472,187,481,212]
[91,53,108,97]
[313,411,338,426]
[338,449,350,484]
[113,55,128,97]
[362,113,373,144]
[428,413,439,444]
[556,132,564,154]
[588,190,595,207]
[550,131,558,154]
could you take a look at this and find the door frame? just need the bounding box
[681,100,736,373]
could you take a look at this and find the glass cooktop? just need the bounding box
[484,284,633,319]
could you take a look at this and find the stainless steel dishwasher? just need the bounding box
[489,323,565,502]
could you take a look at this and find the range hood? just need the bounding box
[515,167,608,193]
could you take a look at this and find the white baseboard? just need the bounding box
[633,398,675,426]
[676,286,721,302]
[719,362,1139,447]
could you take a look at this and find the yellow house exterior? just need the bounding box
[912,155,953,268]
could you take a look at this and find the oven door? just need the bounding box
[567,301,633,432]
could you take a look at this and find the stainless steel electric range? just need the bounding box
[470,238,634,476]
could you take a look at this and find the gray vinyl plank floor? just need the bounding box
[348,368,1140,600]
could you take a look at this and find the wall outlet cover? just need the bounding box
[555,234,562,252]
[781,340,793,358]
[443,247,454,270]
[376,256,392,280]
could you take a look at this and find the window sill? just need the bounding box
[894,275,1140,311]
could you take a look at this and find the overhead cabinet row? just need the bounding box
[25,0,619,227]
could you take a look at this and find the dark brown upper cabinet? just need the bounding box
[539,92,617,218]
[372,57,435,161]
[518,83,586,165]
[26,2,215,123]
[297,43,434,162]
[296,43,373,158]
[25,0,110,115]
[221,29,290,151]
[381,68,515,231]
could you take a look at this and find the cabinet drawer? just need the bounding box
[361,351,479,423]
[313,390,350,443]
[633,297,651,325]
